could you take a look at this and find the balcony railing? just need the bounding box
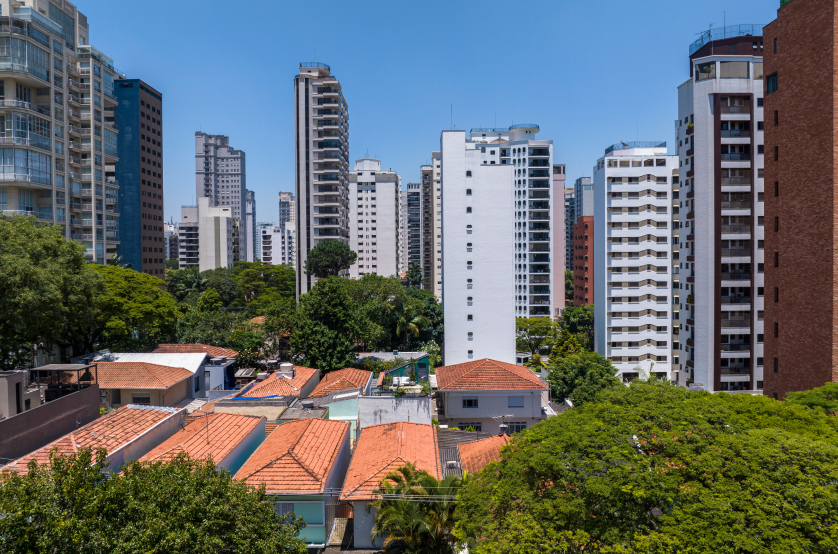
[722,201,751,209]
[720,105,751,114]
[721,272,751,280]
[721,153,751,161]
[721,296,751,305]
[721,248,751,257]
[721,129,751,138]
[721,176,751,185]
[721,319,751,328]
[721,224,751,234]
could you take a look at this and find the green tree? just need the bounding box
[196,287,224,312]
[404,287,444,348]
[559,304,594,350]
[549,328,584,359]
[262,297,299,357]
[455,381,838,554]
[395,300,430,351]
[345,273,406,350]
[176,307,243,347]
[202,267,241,306]
[291,276,356,371]
[166,266,207,303]
[515,317,556,355]
[228,329,263,368]
[303,240,357,278]
[420,340,442,371]
[785,382,838,415]
[164,259,179,270]
[0,448,307,554]
[405,261,424,289]
[106,254,132,269]
[233,262,295,312]
[0,216,105,368]
[565,269,573,301]
[547,350,619,405]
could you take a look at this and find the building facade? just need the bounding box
[406,182,421,270]
[113,79,162,276]
[178,197,233,271]
[420,164,434,289]
[0,2,122,265]
[259,225,294,267]
[431,151,443,298]
[572,177,594,306]
[671,171,681,380]
[348,159,399,279]
[294,63,349,297]
[164,221,177,261]
[564,187,575,271]
[398,189,408,275]
[593,142,677,382]
[245,189,255,262]
[763,0,838,398]
[677,26,765,393]
[278,191,294,230]
[440,129,515,365]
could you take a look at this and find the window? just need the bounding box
[466,207,472,213]
[467,332,473,340]
[766,72,778,94]
[467,314,473,321]
[467,261,472,269]
[463,397,478,408]
[758,121,764,131]
[774,146,779,161]
[466,170,472,177]
[507,422,527,434]
[774,38,778,53]
[458,422,482,431]
[758,334,764,343]
[753,61,764,79]
[775,181,779,197]
[720,61,749,79]
[466,189,472,195]
[468,350,474,358]
[508,396,524,408]
[775,287,779,302]
[774,358,778,373]
[695,62,715,81]
[131,393,151,405]
[774,110,779,126]
[111,389,121,404]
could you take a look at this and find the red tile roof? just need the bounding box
[94,362,193,390]
[149,343,238,357]
[238,366,318,398]
[435,358,547,391]
[309,368,371,397]
[265,422,278,437]
[139,413,263,465]
[340,422,441,501]
[234,418,349,494]
[4,406,179,473]
[248,316,265,325]
[458,434,510,474]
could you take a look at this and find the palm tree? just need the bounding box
[107,254,132,269]
[395,303,430,351]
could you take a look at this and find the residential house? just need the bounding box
[357,396,432,431]
[212,365,320,419]
[309,368,373,398]
[305,389,364,440]
[3,405,184,474]
[457,434,510,474]
[435,358,550,434]
[93,362,193,408]
[340,422,441,549]
[148,343,239,359]
[358,351,430,382]
[235,418,352,549]
[139,412,265,475]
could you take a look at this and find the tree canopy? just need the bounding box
[406,261,424,289]
[559,304,594,350]
[291,276,356,371]
[455,381,838,554]
[0,448,308,554]
[515,317,555,355]
[303,240,357,278]
[547,350,620,405]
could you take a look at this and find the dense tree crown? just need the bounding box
[303,240,357,278]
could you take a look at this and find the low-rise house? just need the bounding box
[358,351,431,382]
[3,404,184,474]
[238,364,319,399]
[305,389,363,440]
[276,403,329,423]
[357,395,432,431]
[235,418,352,549]
[148,343,239,359]
[94,362,193,408]
[309,368,372,398]
[138,412,265,475]
[340,422,441,549]
[457,434,510,474]
[435,358,550,434]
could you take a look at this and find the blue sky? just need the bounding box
[80,0,779,225]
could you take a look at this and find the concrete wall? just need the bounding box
[106,380,189,409]
[353,501,377,549]
[0,385,100,461]
[0,370,26,419]
[219,417,265,475]
[323,398,359,438]
[357,396,431,430]
[442,389,544,421]
[105,408,184,472]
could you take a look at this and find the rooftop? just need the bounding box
[458,434,510,474]
[139,413,263,465]
[604,141,667,156]
[237,366,319,398]
[148,343,239,358]
[435,359,547,391]
[234,418,349,494]
[309,368,371,398]
[277,405,329,420]
[689,24,764,55]
[4,405,179,473]
[340,422,440,501]
[88,352,210,375]
[92,362,193,390]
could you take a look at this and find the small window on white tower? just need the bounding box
[467,332,473,341]
[466,189,472,195]
[467,278,473,289]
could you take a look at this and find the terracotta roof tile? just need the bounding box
[149,343,239,358]
[238,366,318,398]
[309,368,371,398]
[139,413,263,465]
[234,418,349,494]
[340,422,440,501]
[265,422,278,437]
[92,362,193,390]
[4,406,179,473]
[436,358,547,391]
[458,434,510,474]
[248,316,265,325]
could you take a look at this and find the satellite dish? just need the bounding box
[621,141,629,147]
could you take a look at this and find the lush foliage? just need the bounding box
[558,304,594,350]
[370,462,463,554]
[176,289,245,347]
[565,268,573,301]
[515,317,556,355]
[785,382,838,415]
[547,350,620,405]
[0,449,308,554]
[291,276,357,371]
[455,381,838,554]
[406,261,424,289]
[303,240,357,278]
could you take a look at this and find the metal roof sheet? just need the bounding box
[88,352,208,375]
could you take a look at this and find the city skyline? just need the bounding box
[70,0,777,225]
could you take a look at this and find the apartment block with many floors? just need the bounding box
[552,164,566,306]
[671,170,681,381]
[406,182,421,269]
[564,186,575,272]
[420,164,433,289]
[572,177,594,306]
[259,224,294,267]
[0,1,122,264]
[164,221,177,261]
[398,188,407,275]
[431,151,442,298]
[593,142,677,382]
[278,191,294,230]
[244,189,255,262]
[178,197,233,271]
[294,62,349,297]
[763,0,838,398]
[677,26,766,393]
[349,158,399,278]
[114,79,162,276]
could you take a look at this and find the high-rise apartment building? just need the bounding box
[349,159,400,278]
[564,187,576,271]
[294,63,349,297]
[593,142,677,382]
[278,192,295,231]
[441,130,515,364]
[260,225,294,267]
[671,171,681,380]
[431,151,443,298]
[254,221,272,261]
[420,164,434,289]
[194,132,247,261]
[572,177,594,306]
[677,26,765,393]
[398,189,408,275]
[406,183,421,269]
[0,2,122,265]
[113,79,163,276]
[179,197,233,271]
[245,189,255,262]
[763,0,838,398]
[164,222,177,261]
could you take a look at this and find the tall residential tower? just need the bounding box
[348,159,400,278]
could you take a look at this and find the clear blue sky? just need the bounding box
[80,0,780,225]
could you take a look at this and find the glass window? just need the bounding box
[753,62,764,79]
[18,189,33,211]
[131,393,151,405]
[720,61,749,79]
[508,396,524,408]
[766,73,778,94]
[463,397,478,408]
[508,422,527,433]
[695,62,716,81]
[0,187,6,210]
[48,4,76,46]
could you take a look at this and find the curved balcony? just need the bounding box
[0,61,49,86]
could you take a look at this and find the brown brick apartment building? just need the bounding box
[573,216,594,306]
[763,0,838,398]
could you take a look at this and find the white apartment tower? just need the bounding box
[178,197,233,271]
[260,225,295,268]
[194,132,247,261]
[294,63,349,297]
[278,191,295,231]
[398,189,408,274]
[677,27,766,393]
[349,159,400,279]
[441,130,514,364]
[593,142,677,382]
[0,1,122,264]
[431,151,443,299]
[245,189,255,262]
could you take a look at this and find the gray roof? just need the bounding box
[278,406,328,420]
[87,352,208,374]
[306,388,362,406]
[437,429,495,477]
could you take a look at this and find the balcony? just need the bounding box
[721,153,751,161]
[721,129,751,138]
[721,248,751,257]
[529,201,550,210]
[721,272,751,280]
[0,60,49,86]
[721,224,751,234]
[721,296,751,305]
[720,105,751,115]
[721,319,751,328]
[721,176,751,185]
[722,201,751,209]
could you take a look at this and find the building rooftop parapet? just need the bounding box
[689,24,765,55]
[604,141,667,156]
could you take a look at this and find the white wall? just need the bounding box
[349,159,400,279]
[357,396,432,430]
[441,131,515,364]
[197,197,233,271]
